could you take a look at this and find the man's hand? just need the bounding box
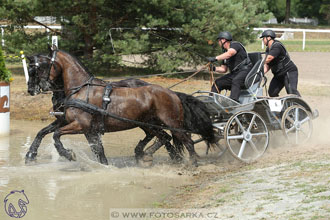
[207,57,218,63]
[209,63,216,72]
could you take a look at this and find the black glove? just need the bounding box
[209,64,216,72]
[207,57,218,63]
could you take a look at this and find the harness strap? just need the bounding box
[100,83,113,134]
[102,83,113,110]
[64,98,190,133]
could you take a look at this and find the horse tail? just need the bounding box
[172,135,185,156]
[175,92,215,143]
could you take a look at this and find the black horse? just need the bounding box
[25,46,216,166]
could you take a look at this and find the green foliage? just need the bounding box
[320,3,330,24]
[0,45,12,82]
[3,31,50,55]
[0,0,270,75]
[266,0,330,25]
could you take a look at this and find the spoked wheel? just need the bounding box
[205,128,227,158]
[281,105,313,145]
[224,111,269,163]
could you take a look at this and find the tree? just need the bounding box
[0,0,270,74]
[285,0,291,24]
[296,0,330,25]
[320,3,330,24]
[267,0,330,25]
[0,44,11,82]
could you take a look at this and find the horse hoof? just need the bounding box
[100,157,109,165]
[188,159,198,167]
[67,149,77,161]
[25,152,37,164]
[135,153,144,162]
[137,155,153,167]
[172,156,184,164]
[71,151,77,161]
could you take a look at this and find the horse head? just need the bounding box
[26,55,42,95]
[26,46,63,95]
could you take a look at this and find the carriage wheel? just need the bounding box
[224,111,269,163]
[281,105,313,145]
[205,128,227,158]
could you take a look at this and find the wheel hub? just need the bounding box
[294,121,301,130]
[243,131,252,141]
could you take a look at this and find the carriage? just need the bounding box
[193,52,319,163]
[25,48,319,166]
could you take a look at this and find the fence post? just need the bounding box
[51,36,58,48]
[302,30,306,50]
[0,82,10,136]
[1,27,4,47]
[20,51,29,84]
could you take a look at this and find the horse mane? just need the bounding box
[58,50,94,77]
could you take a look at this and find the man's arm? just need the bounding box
[214,64,228,73]
[215,48,237,61]
[263,54,274,73]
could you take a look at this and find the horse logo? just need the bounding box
[0,95,9,113]
[4,190,30,218]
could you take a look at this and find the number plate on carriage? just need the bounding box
[268,99,283,112]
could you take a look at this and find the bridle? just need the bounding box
[29,51,62,92]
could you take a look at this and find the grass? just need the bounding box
[217,186,231,193]
[255,204,264,212]
[246,40,330,52]
[252,179,266,184]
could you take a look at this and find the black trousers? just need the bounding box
[268,70,300,97]
[211,69,249,101]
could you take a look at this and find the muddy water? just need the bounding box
[0,120,192,220]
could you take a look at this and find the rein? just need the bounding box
[167,63,209,89]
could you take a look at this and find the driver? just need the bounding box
[207,31,252,102]
[260,29,301,97]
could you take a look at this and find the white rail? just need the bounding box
[0,25,62,47]
[253,27,330,50]
[1,25,330,50]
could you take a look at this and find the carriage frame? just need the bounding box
[193,52,319,163]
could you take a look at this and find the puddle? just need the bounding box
[0,120,191,220]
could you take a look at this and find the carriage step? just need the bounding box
[213,123,226,130]
[49,111,64,116]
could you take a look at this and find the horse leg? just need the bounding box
[25,119,62,164]
[52,121,85,162]
[84,132,108,165]
[143,129,184,163]
[134,128,155,161]
[153,130,184,162]
[172,132,199,166]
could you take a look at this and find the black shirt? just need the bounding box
[266,40,297,75]
[224,41,248,72]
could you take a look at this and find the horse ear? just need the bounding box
[26,56,33,62]
[51,44,58,51]
[48,44,53,53]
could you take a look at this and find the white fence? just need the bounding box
[1,25,330,51]
[0,25,62,47]
[253,27,330,50]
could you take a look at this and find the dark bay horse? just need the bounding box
[26,57,182,165]
[25,47,216,166]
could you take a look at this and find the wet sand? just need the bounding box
[0,120,192,220]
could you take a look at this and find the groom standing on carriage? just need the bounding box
[207,31,253,103]
[260,29,301,97]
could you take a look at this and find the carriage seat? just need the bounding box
[238,52,264,104]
